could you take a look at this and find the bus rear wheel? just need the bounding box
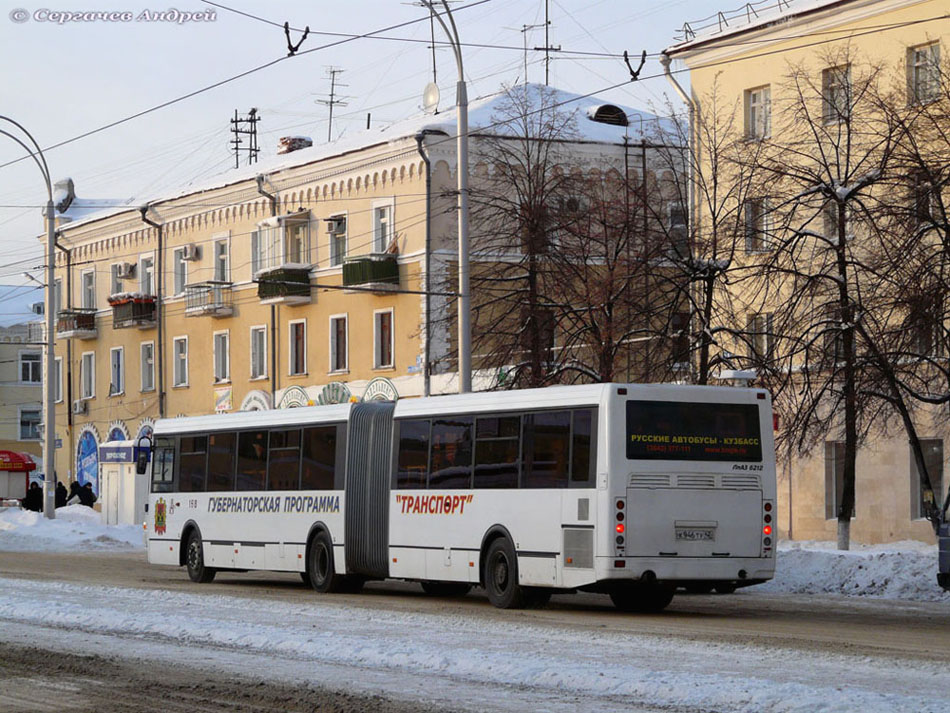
[484,538,527,609]
[610,582,674,613]
[421,581,472,597]
[307,531,346,593]
[185,530,216,584]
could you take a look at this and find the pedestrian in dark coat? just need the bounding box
[78,482,97,508]
[21,483,41,512]
[55,482,67,508]
[66,481,82,506]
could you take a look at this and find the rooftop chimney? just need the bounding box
[277,136,313,155]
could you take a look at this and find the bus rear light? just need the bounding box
[763,525,772,536]
[764,514,772,524]
[764,537,772,546]
[614,560,626,568]
[764,502,773,512]
[566,557,573,564]
[392,557,397,563]
[616,512,624,522]
[616,523,625,534]
[616,500,624,509]
[617,388,627,395]
[616,536,624,545]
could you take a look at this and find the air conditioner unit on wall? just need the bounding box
[116,262,135,279]
[182,244,200,261]
[71,400,87,415]
[326,217,346,234]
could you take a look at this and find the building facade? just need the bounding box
[47,85,672,495]
[0,323,43,469]
[665,0,949,543]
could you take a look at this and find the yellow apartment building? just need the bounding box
[47,84,666,495]
[665,0,948,542]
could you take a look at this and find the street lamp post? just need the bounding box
[422,1,472,393]
[0,116,56,519]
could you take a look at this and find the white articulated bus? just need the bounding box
[146,383,776,611]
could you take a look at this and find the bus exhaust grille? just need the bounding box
[720,474,761,489]
[675,474,716,489]
[628,474,671,488]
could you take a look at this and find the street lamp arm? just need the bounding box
[0,116,52,199]
[0,128,52,200]
[421,2,464,79]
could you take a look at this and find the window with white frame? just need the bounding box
[109,347,124,395]
[250,230,263,277]
[54,356,63,403]
[250,326,267,379]
[53,278,62,318]
[214,237,230,282]
[141,342,155,392]
[744,198,772,252]
[81,351,95,399]
[328,214,347,267]
[747,312,774,362]
[140,254,155,295]
[745,85,771,139]
[910,438,943,520]
[330,315,348,372]
[19,408,40,441]
[173,247,187,295]
[822,64,851,123]
[374,309,394,369]
[19,351,41,384]
[173,337,188,386]
[256,214,310,271]
[81,270,95,309]
[286,220,308,264]
[289,320,307,375]
[373,202,393,252]
[213,331,230,382]
[909,42,940,104]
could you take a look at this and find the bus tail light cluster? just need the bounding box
[615,498,626,555]
[762,500,774,555]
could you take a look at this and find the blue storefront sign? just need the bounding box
[76,431,99,495]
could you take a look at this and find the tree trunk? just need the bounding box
[837,201,856,551]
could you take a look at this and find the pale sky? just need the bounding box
[0,0,725,283]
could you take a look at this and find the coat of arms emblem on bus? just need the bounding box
[155,497,167,535]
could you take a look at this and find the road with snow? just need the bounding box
[1,548,949,713]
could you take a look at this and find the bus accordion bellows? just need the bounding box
[145,383,777,611]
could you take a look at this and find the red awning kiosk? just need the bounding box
[0,451,37,501]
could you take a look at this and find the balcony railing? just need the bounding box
[342,253,399,292]
[56,308,97,339]
[109,294,157,329]
[256,268,311,305]
[184,281,233,317]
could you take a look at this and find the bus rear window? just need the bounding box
[626,401,762,462]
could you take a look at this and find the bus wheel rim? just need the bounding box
[493,554,509,591]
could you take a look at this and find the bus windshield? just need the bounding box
[626,400,762,462]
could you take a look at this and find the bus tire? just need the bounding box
[421,581,472,597]
[185,530,216,584]
[484,538,527,609]
[610,582,674,613]
[307,531,346,593]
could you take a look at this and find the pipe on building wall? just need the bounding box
[139,206,165,418]
[256,175,279,404]
[415,132,433,397]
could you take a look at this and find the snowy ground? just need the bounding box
[0,504,143,552]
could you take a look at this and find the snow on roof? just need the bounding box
[665,0,848,55]
[55,83,661,232]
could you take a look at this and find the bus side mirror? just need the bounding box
[136,449,149,475]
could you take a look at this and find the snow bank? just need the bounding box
[0,505,143,552]
[760,540,947,602]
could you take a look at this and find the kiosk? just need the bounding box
[98,440,148,526]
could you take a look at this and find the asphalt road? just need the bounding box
[1,550,949,712]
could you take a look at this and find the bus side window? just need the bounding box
[429,417,473,489]
[302,426,336,490]
[237,430,268,491]
[522,411,570,488]
[179,435,208,492]
[268,429,301,490]
[396,419,429,489]
[207,432,236,491]
[571,409,594,485]
[474,415,519,489]
[151,437,176,493]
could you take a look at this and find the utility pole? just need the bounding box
[316,68,349,143]
[535,0,560,85]
[229,108,260,168]
[519,23,545,83]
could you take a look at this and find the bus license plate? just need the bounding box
[676,527,715,542]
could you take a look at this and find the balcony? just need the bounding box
[184,281,234,318]
[342,253,399,293]
[56,308,97,339]
[256,269,311,306]
[109,293,157,329]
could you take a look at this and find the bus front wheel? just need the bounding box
[185,530,216,584]
[484,538,527,609]
[307,531,346,593]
